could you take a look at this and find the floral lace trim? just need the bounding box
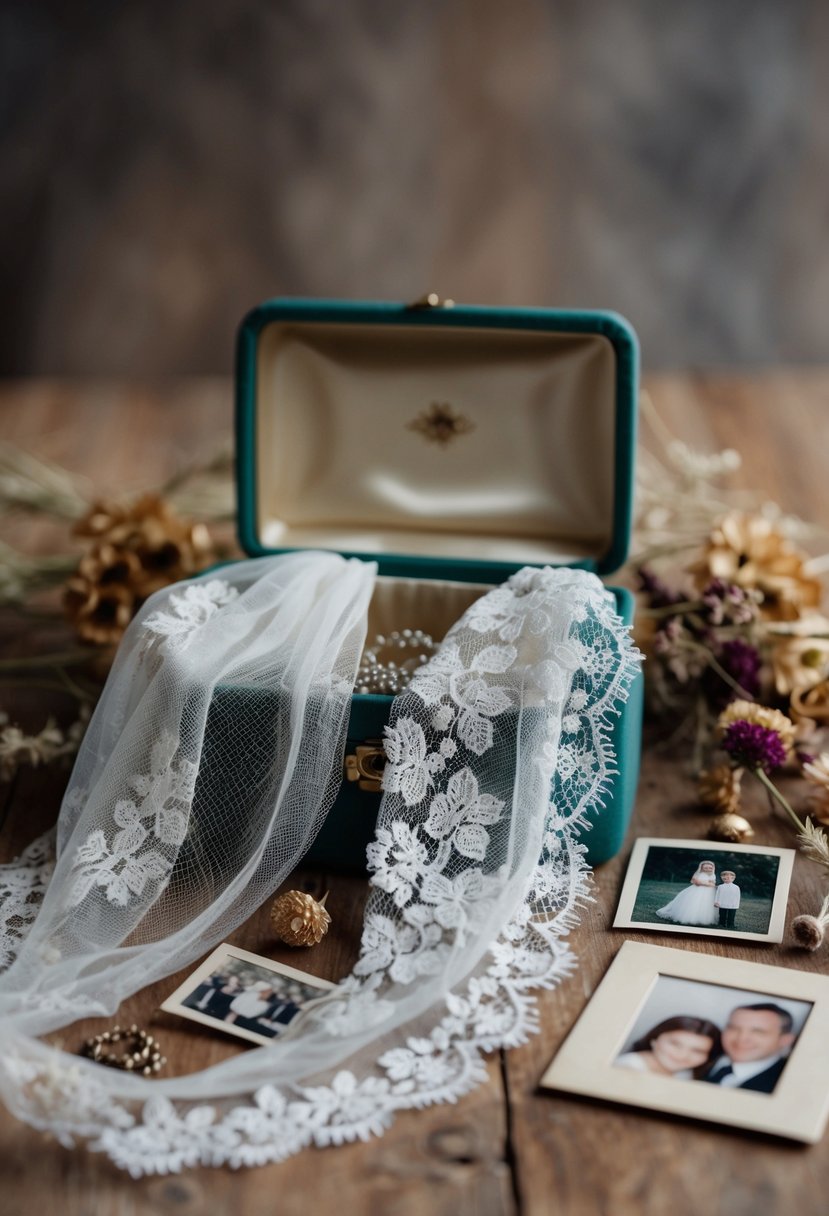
[0,832,56,971]
[0,567,640,1175]
[142,579,239,656]
[67,732,197,908]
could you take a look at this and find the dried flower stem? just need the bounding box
[641,600,703,619]
[678,639,756,702]
[0,651,94,671]
[752,769,829,880]
[754,767,807,836]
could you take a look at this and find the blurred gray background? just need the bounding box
[1,0,827,375]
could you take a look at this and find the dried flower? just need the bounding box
[772,633,829,696]
[64,569,135,647]
[717,700,796,756]
[802,753,829,825]
[716,639,762,701]
[693,511,821,622]
[64,495,216,645]
[791,913,826,951]
[803,752,829,792]
[790,893,829,952]
[637,566,685,611]
[790,678,829,725]
[700,579,760,627]
[699,764,744,813]
[0,708,87,781]
[722,721,788,773]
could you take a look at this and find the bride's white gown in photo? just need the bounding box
[656,879,718,925]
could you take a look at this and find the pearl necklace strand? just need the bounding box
[355,628,436,695]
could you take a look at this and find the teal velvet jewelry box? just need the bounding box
[234,297,643,868]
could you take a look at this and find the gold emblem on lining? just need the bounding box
[407,402,475,446]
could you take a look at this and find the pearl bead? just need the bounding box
[356,628,436,695]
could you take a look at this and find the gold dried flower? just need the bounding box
[64,495,216,645]
[693,511,821,621]
[64,570,136,647]
[707,812,755,844]
[791,678,829,725]
[802,754,829,826]
[771,630,829,696]
[803,753,829,793]
[699,764,744,813]
[73,499,131,540]
[270,890,331,947]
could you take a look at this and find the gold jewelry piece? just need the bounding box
[706,812,755,843]
[80,1024,166,1075]
[270,890,331,947]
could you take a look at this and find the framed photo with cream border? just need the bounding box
[540,940,829,1143]
[613,837,795,943]
[161,942,336,1047]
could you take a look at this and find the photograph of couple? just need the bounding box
[163,945,334,1046]
[626,843,787,937]
[615,975,811,1095]
[541,941,829,1142]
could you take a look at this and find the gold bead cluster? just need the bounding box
[81,1024,166,1075]
[270,889,331,947]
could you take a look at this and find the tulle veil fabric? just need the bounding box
[0,552,640,1173]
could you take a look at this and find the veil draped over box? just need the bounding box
[0,552,639,1175]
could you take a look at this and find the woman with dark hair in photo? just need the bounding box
[615,1016,722,1080]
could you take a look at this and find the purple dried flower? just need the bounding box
[638,567,684,610]
[701,579,758,626]
[718,639,762,699]
[722,721,788,773]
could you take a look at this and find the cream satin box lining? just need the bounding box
[255,321,616,567]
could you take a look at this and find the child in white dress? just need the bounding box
[656,860,718,926]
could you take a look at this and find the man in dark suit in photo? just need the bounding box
[703,1003,796,1093]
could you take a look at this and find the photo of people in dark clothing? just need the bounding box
[164,946,334,1045]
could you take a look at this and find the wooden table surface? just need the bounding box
[1,373,828,1216]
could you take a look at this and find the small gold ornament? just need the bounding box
[270,890,331,947]
[707,812,755,844]
[407,402,475,446]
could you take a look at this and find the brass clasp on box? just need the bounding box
[344,740,386,793]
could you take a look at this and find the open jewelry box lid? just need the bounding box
[235,298,638,582]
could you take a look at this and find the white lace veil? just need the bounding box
[0,553,640,1173]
